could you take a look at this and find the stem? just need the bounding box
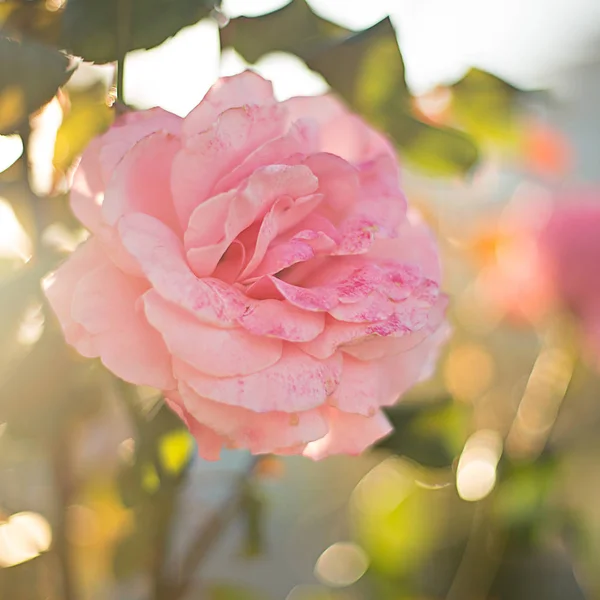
[51,428,77,600]
[160,456,263,600]
[116,0,133,105]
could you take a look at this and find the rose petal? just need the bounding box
[303,407,392,460]
[118,212,247,325]
[172,104,287,227]
[179,382,329,454]
[182,71,276,137]
[102,131,182,234]
[174,345,342,413]
[144,290,282,377]
[239,298,325,342]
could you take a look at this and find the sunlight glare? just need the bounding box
[0,135,23,174]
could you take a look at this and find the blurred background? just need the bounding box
[1,0,600,598]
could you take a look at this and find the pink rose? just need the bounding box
[45,71,447,460]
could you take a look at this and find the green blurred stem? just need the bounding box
[116,0,132,105]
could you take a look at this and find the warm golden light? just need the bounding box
[0,135,23,174]
[0,198,32,260]
[314,541,369,588]
[0,512,52,568]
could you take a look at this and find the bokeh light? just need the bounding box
[314,541,370,587]
[0,512,52,568]
[456,430,503,502]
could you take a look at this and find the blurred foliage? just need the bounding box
[222,2,480,176]
[0,0,221,64]
[0,35,73,134]
[377,398,469,468]
[59,0,221,63]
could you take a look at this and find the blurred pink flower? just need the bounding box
[44,71,447,460]
[478,187,600,358]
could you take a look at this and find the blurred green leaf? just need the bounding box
[353,458,446,577]
[0,35,74,134]
[220,0,350,64]
[449,68,526,147]
[60,0,220,63]
[493,457,557,541]
[377,399,466,468]
[53,81,113,176]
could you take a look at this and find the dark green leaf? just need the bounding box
[220,0,350,65]
[223,8,479,176]
[376,398,466,468]
[60,0,220,63]
[0,35,74,134]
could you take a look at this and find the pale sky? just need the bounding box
[117,0,600,116]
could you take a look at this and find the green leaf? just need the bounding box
[449,68,527,147]
[305,19,479,176]
[0,35,74,134]
[60,0,220,64]
[376,398,466,468]
[220,0,350,65]
[223,7,479,176]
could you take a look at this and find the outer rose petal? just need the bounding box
[303,407,393,460]
[283,95,397,165]
[174,346,342,413]
[179,382,329,454]
[70,138,104,233]
[70,261,175,389]
[102,131,182,234]
[43,238,106,355]
[143,290,282,377]
[165,393,225,461]
[98,107,182,182]
[182,71,276,138]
